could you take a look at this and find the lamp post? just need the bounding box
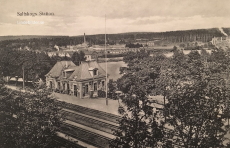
[21,59,31,90]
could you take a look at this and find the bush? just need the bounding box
[98,90,106,97]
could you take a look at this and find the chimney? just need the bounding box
[65,61,68,68]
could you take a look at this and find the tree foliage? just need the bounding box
[108,79,117,99]
[0,49,53,82]
[159,49,230,147]
[71,51,86,66]
[111,76,164,148]
[0,48,87,83]
[114,48,230,147]
[165,80,228,147]
[0,86,63,148]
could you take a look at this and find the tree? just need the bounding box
[156,49,230,147]
[200,48,210,62]
[108,79,117,99]
[209,48,230,72]
[0,87,64,148]
[123,49,149,64]
[111,76,164,148]
[172,46,177,52]
[0,49,53,84]
[71,51,86,66]
[71,52,80,65]
[33,52,53,81]
[79,51,86,62]
[165,79,228,147]
[119,52,166,95]
[115,45,230,147]
[0,48,22,78]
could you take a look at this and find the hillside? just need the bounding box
[0,27,229,51]
[0,35,68,41]
[1,28,229,41]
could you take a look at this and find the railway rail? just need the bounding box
[56,100,121,123]
[60,109,118,134]
[59,122,112,148]
[53,136,86,148]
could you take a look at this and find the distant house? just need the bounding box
[47,51,71,57]
[22,46,30,51]
[45,60,106,98]
[84,51,98,61]
[147,41,155,47]
[54,45,59,51]
[47,52,56,57]
[106,48,140,54]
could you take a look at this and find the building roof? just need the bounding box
[46,61,76,78]
[46,60,106,81]
[68,61,106,81]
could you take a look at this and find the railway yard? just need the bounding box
[55,100,121,148]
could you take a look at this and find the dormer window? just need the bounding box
[89,67,98,76]
[63,68,74,78]
[93,69,97,76]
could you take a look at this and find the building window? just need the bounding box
[93,69,97,76]
[62,83,65,90]
[101,81,105,90]
[94,83,97,91]
[58,82,60,89]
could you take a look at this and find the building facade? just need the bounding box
[84,51,98,61]
[45,60,106,98]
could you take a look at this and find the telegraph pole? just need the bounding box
[105,14,108,105]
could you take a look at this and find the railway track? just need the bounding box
[53,136,86,148]
[60,109,118,134]
[59,122,112,148]
[56,100,121,123]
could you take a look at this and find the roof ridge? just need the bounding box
[59,61,65,69]
[79,63,84,79]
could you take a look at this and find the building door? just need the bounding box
[67,84,70,94]
[85,84,88,94]
[94,83,97,91]
[74,85,77,96]
[83,86,85,96]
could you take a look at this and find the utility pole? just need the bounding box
[105,14,108,106]
[22,64,25,90]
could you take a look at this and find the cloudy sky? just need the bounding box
[0,0,230,36]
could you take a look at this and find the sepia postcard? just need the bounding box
[0,0,230,147]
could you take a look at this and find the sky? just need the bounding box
[0,0,230,36]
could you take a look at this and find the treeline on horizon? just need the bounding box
[0,27,229,51]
